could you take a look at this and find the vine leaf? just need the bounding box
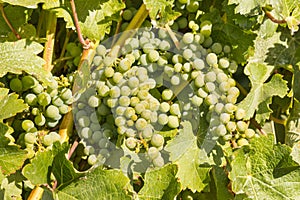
[0,171,25,200]
[238,63,288,123]
[0,123,27,175]
[0,39,55,86]
[165,121,212,192]
[56,168,133,200]
[285,99,300,146]
[0,88,28,121]
[138,164,181,200]
[22,150,54,185]
[291,143,300,165]
[229,134,300,199]
[143,0,180,25]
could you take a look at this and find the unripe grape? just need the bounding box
[226,121,236,132]
[245,128,255,139]
[151,134,164,147]
[224,103,236,114]
[25,93,38,106]
[170,103,181,116]
[211,43,222,54]
[98,138,110,149]
[45,105,61,120]
[60,88,72,101]
[88,154,98,165]
[206,53,218,67]
[24,132,36,144]
[81,127,92,139]
[235,108,246,120]
[162,89,173,101]
[135,118,148,130]
[168,115,180,128]
[125,137,137,149]
[219,58,230,69]
[22,120,35,132]
[236,121,248,132]
[191,95,203,107]
[183,49,193,60]
[215,124,227,136]
[10,78,23,92]
[182,32,194,44]
[220,113,231,124]
[32,84,44,94]
[237,138,249,146]
[152,155,164,167]
[205,94,218,105]
[158,113,169,125]
[34,113,46,126]
[147,147,160,160]
[200,20,212,37]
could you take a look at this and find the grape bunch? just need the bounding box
[1,73,74,156]
[73,22,257,169]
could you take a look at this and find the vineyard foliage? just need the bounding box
[0,0,300,199]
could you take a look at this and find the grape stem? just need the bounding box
[0,4,21,39]
[68,138,79,160]
[43,11,57,72]
[165,24,180,49]
[262,7,286,24]
[70,0,90,49]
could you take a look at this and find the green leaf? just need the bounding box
[22,150,53,185]
[52,143,83,188]
[0,171,24,200]
[56,168,132,200]
[165,121,212,192]
[291,143,300,165]
[229,134,300,199]
[212,167,234,200]
[0,39,55,86]
[228,0,263,15]
[144,0,180,25]
[285,99,300,146]
[56,0,125,41]
[0,143,27,175]
[0,5,28,36]
[238,63,288,123]
[0,88,28,121]
[138,164,181,200]
[0,0,43,8]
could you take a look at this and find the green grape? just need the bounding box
[125,137,137,149]
[22,120,35,132]
[45,105,61,120]
[97,103,111,116]
[152,155,164,167]
[119,58,131,72]
[168,115,180,128]
[182,32,194,44]
[135,118,148,130]
[224,103,236,114]
[164,65,174,77]
[204,71,217,82]
[52,96,64,107]
[172,54,183,64]
[197,88,208,98]
[115,116,126,127]
[84,146,95,155]
[226,121,236,132]
[194,33,205,44]
[24,132,36,144]
[193,59,205,70]
[106,98,118,108]
[91,123,101,131]
[219,81,231,92]
[34,113,46,126]
[228,61,238,73]
[93,55,102,66]
[142,125,153,139]
[205,82,216,92]
[124,107,136,119]
[159,102,170,113]
[60,88,72,101]
[222,134,233,141]
[162,89,173,101]
[211,43,223,54]
[151,134,164,147]
[120,86,131,96]
[170,74,181,86]
[183,49,193,60]
[103,129,113,139]
[110,86,121,98]
[98,138,110,149]
[194,74,205,88]
[98,85,110,97]
[191,95,203,106]
[112,72,123,84]
[141,110,152,121]
[135,103,145,114]
[147,50,160,62]
[235,108,246,120]
[128,77,139,89]
[186,0,199,13]
[10,78,23,92]
[202,37,213,48]
[130,97,140,107]
[170,103,181,116]
[200,20,212,37]
[125,128,136,137]
[228,87,240,97]
[215,124,227,136]
[158,113,168,125]
[116,106,126,116]
[159,40,171,51]
[206,53,218,67]
[73,56,80,66]
[96,45,107,56]
[223,45,231,54]
[220,113,230,124]
[25,93,38,106]
[31,107,40,116]
[88,154,98,165]
[122,9,133,21]
[189,20,199,31]
[78,115,90,127]
[205,94,218,105]
[81,127,92,139]
[216,72,228,83]
[42,134,53,146]
[88,95,100,108]
[143,43,154,54]
[245,128,255,139]
[177,17,188,29]
[69,45,82,57]
[90,112,99,123]
[147,147,160,160]
[237,138,249,146]
[236,121,248,132]
[32,84,44,94]
[22,75,37,90]
[137,90,149,100]
[139,54,149,66]
[219,58,230,69]
[182,62,192,72]
[104,67,114,78]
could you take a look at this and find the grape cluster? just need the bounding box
[74,22,256,169]
[1,74,74,156]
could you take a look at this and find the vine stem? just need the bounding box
[43,11,57,72]
[70,0,90,49]
[262,7,286,24]
[0,4,21,39]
